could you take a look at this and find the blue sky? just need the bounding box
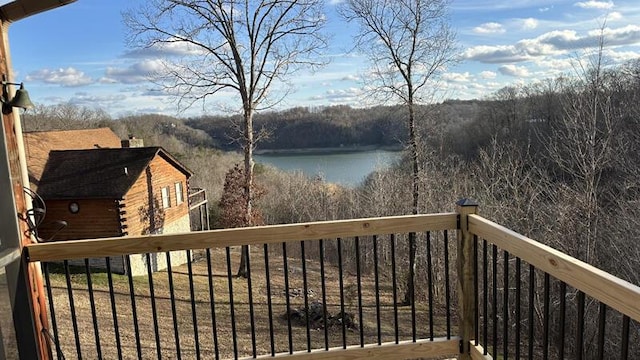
[6,0,640,117]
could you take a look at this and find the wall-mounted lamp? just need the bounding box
[2,75,34,114]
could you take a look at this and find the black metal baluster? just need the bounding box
[391,234,399,344]
[558,282,566,360]
[492,245,498,358]
[63,260,82,359]
[301,240,311,352]
[337,238,347,348]
[426,231,434,340]
[482,239,488,354]
[205,249,220,360]
[355,236,364,346]
[542,273,550,360]
[124,255,142,360]
[264,244,275,356]
[515,257,521,360]
[319,240,329,350]
[373,235,382,345]
[528,265,535,360]
[225,247,238,359]
[575,291,585,360]
[186,251,201,360]
[43,263,64,360]
[144,254,161,360]
[503,251,509,360]
[166,252,182,360]
[282,243,293,354]
[105,258,122,360]
[596,302,606,360]
[409,232,417,342]
[620,315,630,360]
[244,248,256,358]
[83,259,102,360]
[445,231,452,340]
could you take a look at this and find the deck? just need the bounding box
[7,200,639,359]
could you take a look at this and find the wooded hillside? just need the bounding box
[21,58,640,289]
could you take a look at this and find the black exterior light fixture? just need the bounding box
[1,74,34,114]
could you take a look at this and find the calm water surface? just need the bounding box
[255,149,402,187]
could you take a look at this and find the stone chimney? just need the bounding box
[121,135,144,148]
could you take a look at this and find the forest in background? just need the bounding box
[22,56,640,295]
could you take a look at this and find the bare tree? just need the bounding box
[544,34,620,264]
[339,0,456,304]
[125,0,327,277]
[22,104,111,132]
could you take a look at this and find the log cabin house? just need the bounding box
[23,128,193,275]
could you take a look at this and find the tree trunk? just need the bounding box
[409,101,419,215]
[403,100,419,305]
[237,108,254,278]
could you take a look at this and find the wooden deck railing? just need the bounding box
[26,212,461,360]
[21,201,640,359]
[468,214,640,359]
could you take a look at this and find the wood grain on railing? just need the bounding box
[470,343,492,360]
[456,200,478,360]
[468,214,640,323]
[253,337,460,360]
[26,213,458,262]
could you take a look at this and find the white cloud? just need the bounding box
[464,24,640,64]
[498,64,530,77]
[463,45,531,63]
[68,92,126,106]
[534,58,574,72]
[124,38,205,58]
[442,71,473,83]
[479,71,497,79]
[607,11,623,21]
[531,30,583,51]
[473,22,505,34]
[341,74,360,81]
[602,48,640,63]
[539,7,552,12]
[574,1,614,10]
[310,87,362,102]
[590,24,640,46]
[521,18,539,31]
[102,59,165,84]
[26,67,94,87]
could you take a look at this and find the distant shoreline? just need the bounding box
[254,145,404,155]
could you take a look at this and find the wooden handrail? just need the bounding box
[26,213,458,262]
[251,337,460,360]
[468,214,640,323]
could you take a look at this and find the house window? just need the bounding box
[161,186,171,208]
[175,182,184,205]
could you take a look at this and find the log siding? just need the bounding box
[37,199,121,241]
[122,155,190,236]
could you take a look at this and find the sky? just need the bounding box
[6,0,640,117]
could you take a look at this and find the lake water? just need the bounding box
[255,149,403,187]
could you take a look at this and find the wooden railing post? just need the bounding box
[0,19,50,359]
[456,198,478,359]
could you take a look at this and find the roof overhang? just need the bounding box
[0,0,76,23]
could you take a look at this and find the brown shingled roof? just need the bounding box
[37,147,192,200]
[24,127,122,190]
